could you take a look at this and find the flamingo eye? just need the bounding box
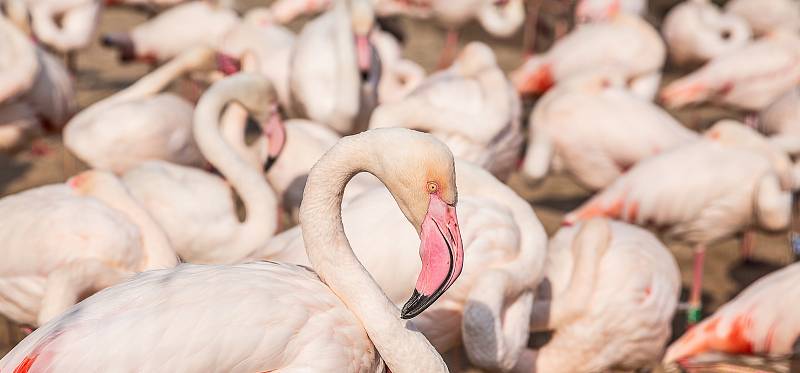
[427,181,439,194]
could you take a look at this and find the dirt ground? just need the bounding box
[1,0,797,370]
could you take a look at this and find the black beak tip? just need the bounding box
[400,290,430,320]
[263,156,277,173]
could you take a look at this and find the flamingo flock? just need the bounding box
[0,0,799,372]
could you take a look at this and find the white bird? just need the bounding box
[0,14,42,153]
[664,260,800,363]
[521,70,698,190]
[288,0,381,135]
[724,0,800,36]
[0,169,177,328]
[575,0,648,22]
[662,0,752,66]
[564,121,793,324]
[660,31,800,111]
[511,13,665,100]
[370,42,524,181]
[64,47,217,174]
[101,1,239,63]
[0,126,465,373]
[259,160,548,371]
[513,219,680,372]
[120,74,284,264]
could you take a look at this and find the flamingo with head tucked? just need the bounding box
[511,13,665,100]
[520,69,698,191]
[0,124,465,372]
[513,219,680,372]
[370,42,524,181]
[661,0,752,66]
[564,121,794,324]
[661,31,800,112]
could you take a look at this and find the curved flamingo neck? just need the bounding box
[299,132,447,373]
[193,76,279,263]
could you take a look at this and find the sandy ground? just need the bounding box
[1,0,797,370]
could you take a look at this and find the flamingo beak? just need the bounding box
[355,34,371,73]
[101,32,136,63]
[261,107,286,172]
[401,194,464,319]
[216,53,242,76]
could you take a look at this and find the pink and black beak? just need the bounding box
[401,193,464,319]
[216,53,242,76]
[261,105,286,172]
[101,32,137,63]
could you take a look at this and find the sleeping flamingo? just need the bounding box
[369,42,523,181]
[564,121,793,324]
[119,74,285,264]
[512,219,680,372]
[661,0,751,66]
[511,13,665,100]
[102,1,238,63]
[575,0,648,22]
[521,70,698,191]
[661,31,800,111]
[724,0,800,36]
[664,260,800,364]
[258,160,548,371]
[0,126,465,372]
[288,0,381,135]
[64,47,218,174]
[0,169,177,328]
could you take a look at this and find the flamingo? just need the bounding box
[664,261,800,363]
[370,29,426,104]
[0,169,178,328]
[117,74,285,264]
[258,160,548,371]
[564,121,794,324]
[574,0,648,22]
[0,126,465,372]
[760,87,800,155]
[520,70,698,191]
[661,0,752,66]
[101,1,239,63]
[0,14,42,153]
[288,0,381,135]
[661,31,800,111]
[63,47,219,174]
[513,219,680,372]
[369,42,523,181]
[511,13,665,100]
[724,0,800,36]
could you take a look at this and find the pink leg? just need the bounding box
[740,230,755,260]
[688,244,705,325]
[437,30,459,69]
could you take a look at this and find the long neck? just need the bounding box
[330,1,360,134]
[299,134,447,372]
[193,86,278,263]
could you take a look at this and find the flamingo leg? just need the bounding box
[740,230,755,260]
[688,244,705,325]
[436,30,459,69]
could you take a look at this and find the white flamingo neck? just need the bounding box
[193,77,279,263]
[299,132,447,373]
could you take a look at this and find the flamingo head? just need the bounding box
[348,0,376,75]
[261,104,287,172]
[101,32,138,63]
[364,129,464,319]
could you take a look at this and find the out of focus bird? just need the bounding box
[664,261,800,363]
[575,0,648,22]
[0,169,177,328]
[0,127,465,373]
[64,47,218,174]
[370,42,523,181]
[661,0,751,66]
[520,70,698,190]
[565,121,793,324]
[102,1,238,63]
[661,31,800,111]
[724,0,800,36]
[512,13,665,100]
[760,87,800,155]
[258,160,547,372]
[120,74,284,264]
[513,219,680,372]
